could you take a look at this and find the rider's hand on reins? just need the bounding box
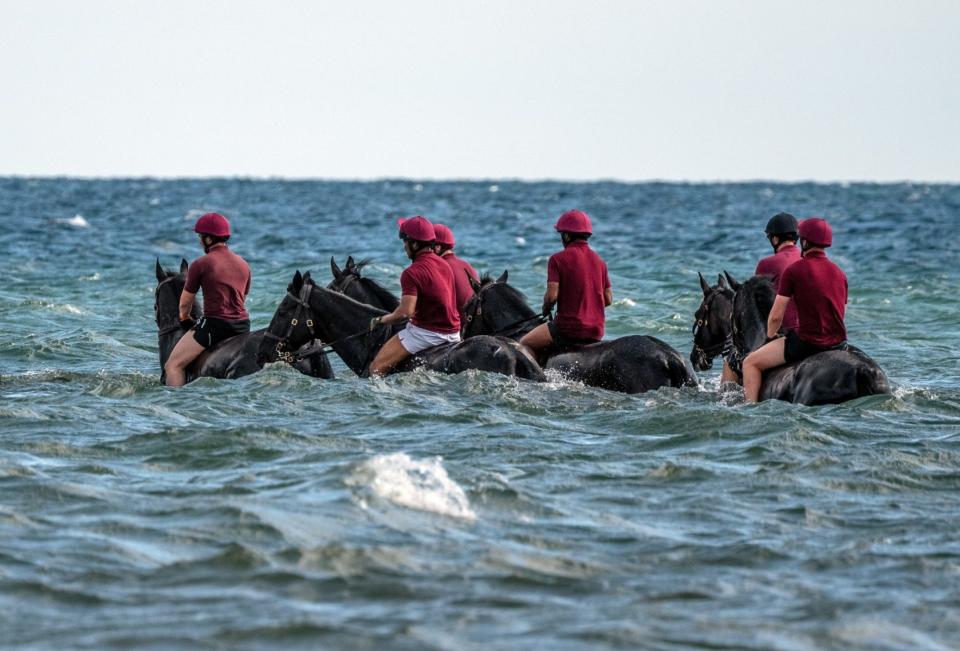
[369,316,383,331]
[179,316,195,331]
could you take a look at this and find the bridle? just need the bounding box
[692,287,733,361]
[263,282,317,363]
[463,282,546,339]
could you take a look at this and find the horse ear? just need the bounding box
[330,257,342,280]
[180,259,189,275]
[698,272,711,296]
[469,274,482,294]
[155,259,165,282]
[717,274,728,289]
[723,271,741,291]
[291,270,304,292]
[303,271,312,285]
[346,255,355,270]
[496,270,508,284]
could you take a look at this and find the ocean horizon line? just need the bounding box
[1,174,958,186]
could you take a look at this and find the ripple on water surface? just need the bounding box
[1,179,959,650]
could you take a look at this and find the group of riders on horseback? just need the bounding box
[156,208,889,404]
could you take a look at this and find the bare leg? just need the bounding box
[742,338,786,402]
[720,359,741,385]
[368,334,411,378]
[164,332,206,387]
[519,323,553,363]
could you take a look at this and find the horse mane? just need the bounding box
[479,272,496,287]
[734,275,776,341]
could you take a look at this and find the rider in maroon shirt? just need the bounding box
[721,212,801,384]
[742,217,848,402]
[520,210,612,362]
[367,216,462,377]
[164,213,252,387]
[432,223,479,321]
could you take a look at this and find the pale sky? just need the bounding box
[1,0,958,181]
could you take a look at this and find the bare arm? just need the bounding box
[604,287,613,307]
[380,295,417,326]
[179,290,197,321]
[766,295,790,339]
[542,282,559,315]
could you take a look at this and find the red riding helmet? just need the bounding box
[194,212,231,238]
[554,209,593,235]
[433,223,455,248]
[799,217,833,247]
[397,215,436,242]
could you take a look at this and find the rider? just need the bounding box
[432,223,479,320]
[742,217,848,402]
[721,212,802,384]
[519,209,612,362]
[367,216,461,377]
[164,212,251,387]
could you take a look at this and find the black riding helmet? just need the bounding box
[765,212,799,237]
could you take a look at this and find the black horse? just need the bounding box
[691,270,890,405]
[154,260,334,384]
[328,256,399,311]
[257,271,545,382]
[690,272,735,371]
[460,272,698,394]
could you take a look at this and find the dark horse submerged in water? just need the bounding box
[690,271,890,405]
[154,260,334,384]
[460,272,697,394]
[257,271,545,381]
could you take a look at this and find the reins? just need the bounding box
[464,283,547,338]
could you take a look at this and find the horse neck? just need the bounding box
[308,285,385,375]
[482,285,536,336]
[734,284,770,353]
[362,278,400,311]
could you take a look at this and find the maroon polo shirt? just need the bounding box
[400,249,461,334]
[755,243,801,332]
[777,249,847,347]
[547,240,611,341]
[184,246,251,321]
[441,252,479,317]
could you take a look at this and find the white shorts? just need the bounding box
[398,323,461,354]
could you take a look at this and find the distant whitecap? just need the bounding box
[489,184,499,193]
[413,183,423,192]
[515,236,527,245]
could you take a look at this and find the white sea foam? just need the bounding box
[57,214,89,228]
[515,236,527,245]
[614,297,636,307]
[346,452,476,521]
[489,184,499,193]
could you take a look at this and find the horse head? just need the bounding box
[461,270,537,339]
[154,258,196,381]
[690,272,735,370]
[730,273,777,356]
[328,256,399,312]
[259,270,318,365]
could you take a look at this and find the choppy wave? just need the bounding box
[1,179,958,650]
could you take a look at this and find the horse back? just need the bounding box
[761,348,890,405]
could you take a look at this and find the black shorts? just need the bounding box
[192,317,250,350]
[548,320,600,351]
[783,330,846,364]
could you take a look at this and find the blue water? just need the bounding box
[1,178,959,650]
